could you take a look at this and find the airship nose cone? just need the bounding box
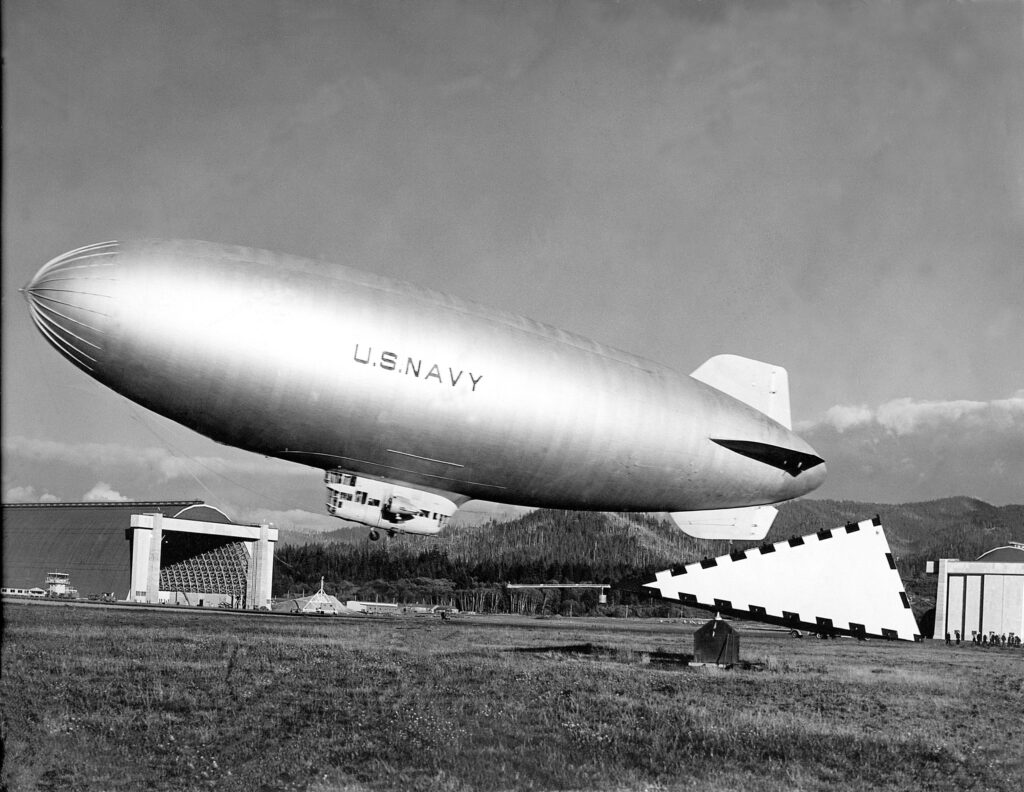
[24,241,120,373]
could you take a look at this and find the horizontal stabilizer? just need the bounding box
[691,355,791,429]
[669,505,777,541]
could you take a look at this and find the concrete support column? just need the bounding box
[932,559,950,640]
[146,513,163,604]
[259,525,276,609]
[128,518,153,603]
[246,523,275,610]
[245,536,258,606]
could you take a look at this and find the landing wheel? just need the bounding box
[368,530,380,541]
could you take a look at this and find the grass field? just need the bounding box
[2,601,1022,792]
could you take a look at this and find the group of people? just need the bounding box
[944,630,1022,647]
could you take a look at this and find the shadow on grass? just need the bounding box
[510,642,775,671]
[510,642,694,665]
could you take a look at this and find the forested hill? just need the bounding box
[770,497,1024,564]
[274,498,1022,592]
[427,497,1024,573]
[436,511,715,576]
[273,498,1022,616]
[282,497,1024,568]
[275,512,702,599]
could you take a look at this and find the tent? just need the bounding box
[274,577,354,615]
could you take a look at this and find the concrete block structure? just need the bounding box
[929,544,1024,641]
[128,505,277,609]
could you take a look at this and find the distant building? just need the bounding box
[2,501,277,609]
[346,601,400,615]
[45,572,77,598]
[0,587,46,598]
[928,544,1024,640]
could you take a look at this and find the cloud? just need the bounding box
[818,404,874,433]
[83,482,128,502]
[804,393,1024,436]
[2,437,310,482]
[229,507,338,534]
[876,396,1024,436]
[802,392,1024,504]
[3,485,60,503]
[2,435,326,519]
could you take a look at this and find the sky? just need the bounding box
[3,0,1022,533]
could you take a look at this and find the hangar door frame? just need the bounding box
[943,571,1024,639]
[128,512,278,609]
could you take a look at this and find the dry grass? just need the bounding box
[1,602,1021,791]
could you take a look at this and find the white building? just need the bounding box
[929,544,1024,640]
[45,572,75,597]
[1,587,46,598]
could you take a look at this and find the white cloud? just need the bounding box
[802,392,1024,504]
[2,437,310,482]
[83,482,129,502]
[808,393,1024,436]
[230,506,338,533]
[820,404,874,433]
[3,435,325,520]
[3,485,60,503]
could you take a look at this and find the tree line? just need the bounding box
[272,510,716,616]
[273,500,1024,618]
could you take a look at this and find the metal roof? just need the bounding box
[2,501,202,598]
[975,545,1024,563]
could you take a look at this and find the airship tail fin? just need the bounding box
[669,505,777,541]
[691,355,792,429]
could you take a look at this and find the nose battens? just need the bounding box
[24,241,120,372]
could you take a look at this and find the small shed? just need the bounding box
[693,614,739,667]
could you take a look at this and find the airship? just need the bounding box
[23,239,825,540]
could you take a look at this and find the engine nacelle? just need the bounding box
[384,495,420,520]
[324,470,458,538]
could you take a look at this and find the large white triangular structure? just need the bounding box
[644,517,921,641]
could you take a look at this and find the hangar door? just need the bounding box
[945,573,1024,638]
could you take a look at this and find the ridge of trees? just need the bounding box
[272,498,1023,619]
